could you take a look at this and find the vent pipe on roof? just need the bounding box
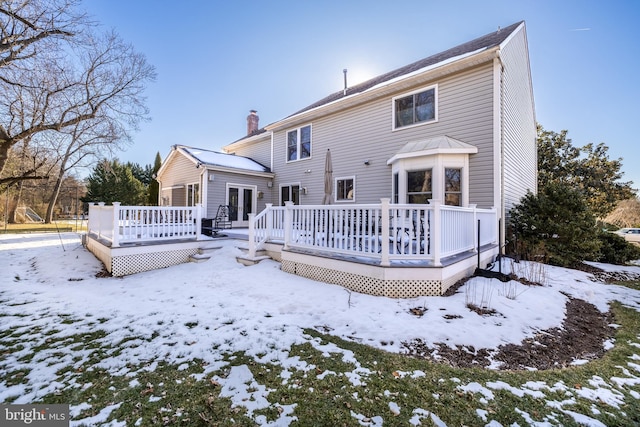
[343,69,348,96]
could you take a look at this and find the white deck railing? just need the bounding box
[248,199,497,266]
[88,202,202,247]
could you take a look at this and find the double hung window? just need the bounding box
[336,177,355,202]
[287,125,312,161]
[407,170,432,204]
[444,168,462,206]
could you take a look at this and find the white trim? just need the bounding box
[226,183,257,227]
[285,123,313,163]
[279,182,302,206]
[391,153,470,206]
[270,131,274,172]
[391,84,438,132]
[492,56,503,222]
[335,176,356,203]
[162,185,185,190]
[265,48,495,132]
[186,182,200,206]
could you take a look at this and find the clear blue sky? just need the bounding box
[83,0,640,190]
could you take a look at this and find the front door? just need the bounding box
[227,185,255,227]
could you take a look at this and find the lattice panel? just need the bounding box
[281,260,442,297]
[111,249,198,276]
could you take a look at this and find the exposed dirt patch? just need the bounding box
[402,297,615,370]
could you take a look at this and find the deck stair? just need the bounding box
[236,248,271,266]
[188,245,222,263]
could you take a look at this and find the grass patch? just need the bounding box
[0,220,87,233]
[1,300,640,425]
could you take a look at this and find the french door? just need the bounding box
[227,184,255,227]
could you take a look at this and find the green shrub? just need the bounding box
[596,231,640,265]
[510,183,600,267]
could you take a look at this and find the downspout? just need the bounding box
[495,50,506,255]
[199,167,207,219]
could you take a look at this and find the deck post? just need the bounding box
[196,204,203,240]
[248,212,256,257]
[470,204,477,253]
[112,202,121,248]
[265,203,273,241]
[431,200,442,266]
[380,198,390,266]
[283,201,293,250]
[88,203,96,238]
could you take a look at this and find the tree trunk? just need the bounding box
[8,181,23,223]
[45,164,68,224]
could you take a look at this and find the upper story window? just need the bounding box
[393,86,437,129]
[287,124,312,161]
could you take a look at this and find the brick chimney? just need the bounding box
[247,110,259,135]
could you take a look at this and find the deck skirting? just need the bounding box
[85,233,201,276]
[280,246,499,297]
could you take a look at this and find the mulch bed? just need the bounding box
[402,297,615,370]
[402,262,623,370]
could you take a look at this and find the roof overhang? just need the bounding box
[387,136,478,165]
[204,165,274,179]
[267,47,499,132]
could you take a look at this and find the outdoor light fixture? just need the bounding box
[304,169,312,174]
[303,187,308,195]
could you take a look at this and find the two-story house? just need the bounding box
[149,20,536,296]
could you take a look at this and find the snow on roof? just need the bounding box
[180,146,269,173]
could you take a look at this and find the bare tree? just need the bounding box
[0,0,83,69]
[0,0,155,184]
[43,118,120,222]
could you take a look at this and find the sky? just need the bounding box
[81,0,640,189]
[1,231,640,424]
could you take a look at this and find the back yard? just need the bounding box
[1,232,639,426]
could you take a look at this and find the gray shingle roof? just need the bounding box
[229,21,523,146]
[290,21,523,117]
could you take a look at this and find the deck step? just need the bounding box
[236,254,271,266]
[198,245,222,255]
[189,253,211,263]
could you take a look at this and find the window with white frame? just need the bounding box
[280,184,300,205]
[286,125,312,161]
[393,86,437,129]
[407,169,432,204]
[336,177,355,202]
[444,168,462,206]
[186,183,200,206]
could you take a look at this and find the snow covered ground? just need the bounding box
[1,232,640,426]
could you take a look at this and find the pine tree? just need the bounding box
[511,183,600,267]
[148,152,162,206]
[83,159,146,205]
